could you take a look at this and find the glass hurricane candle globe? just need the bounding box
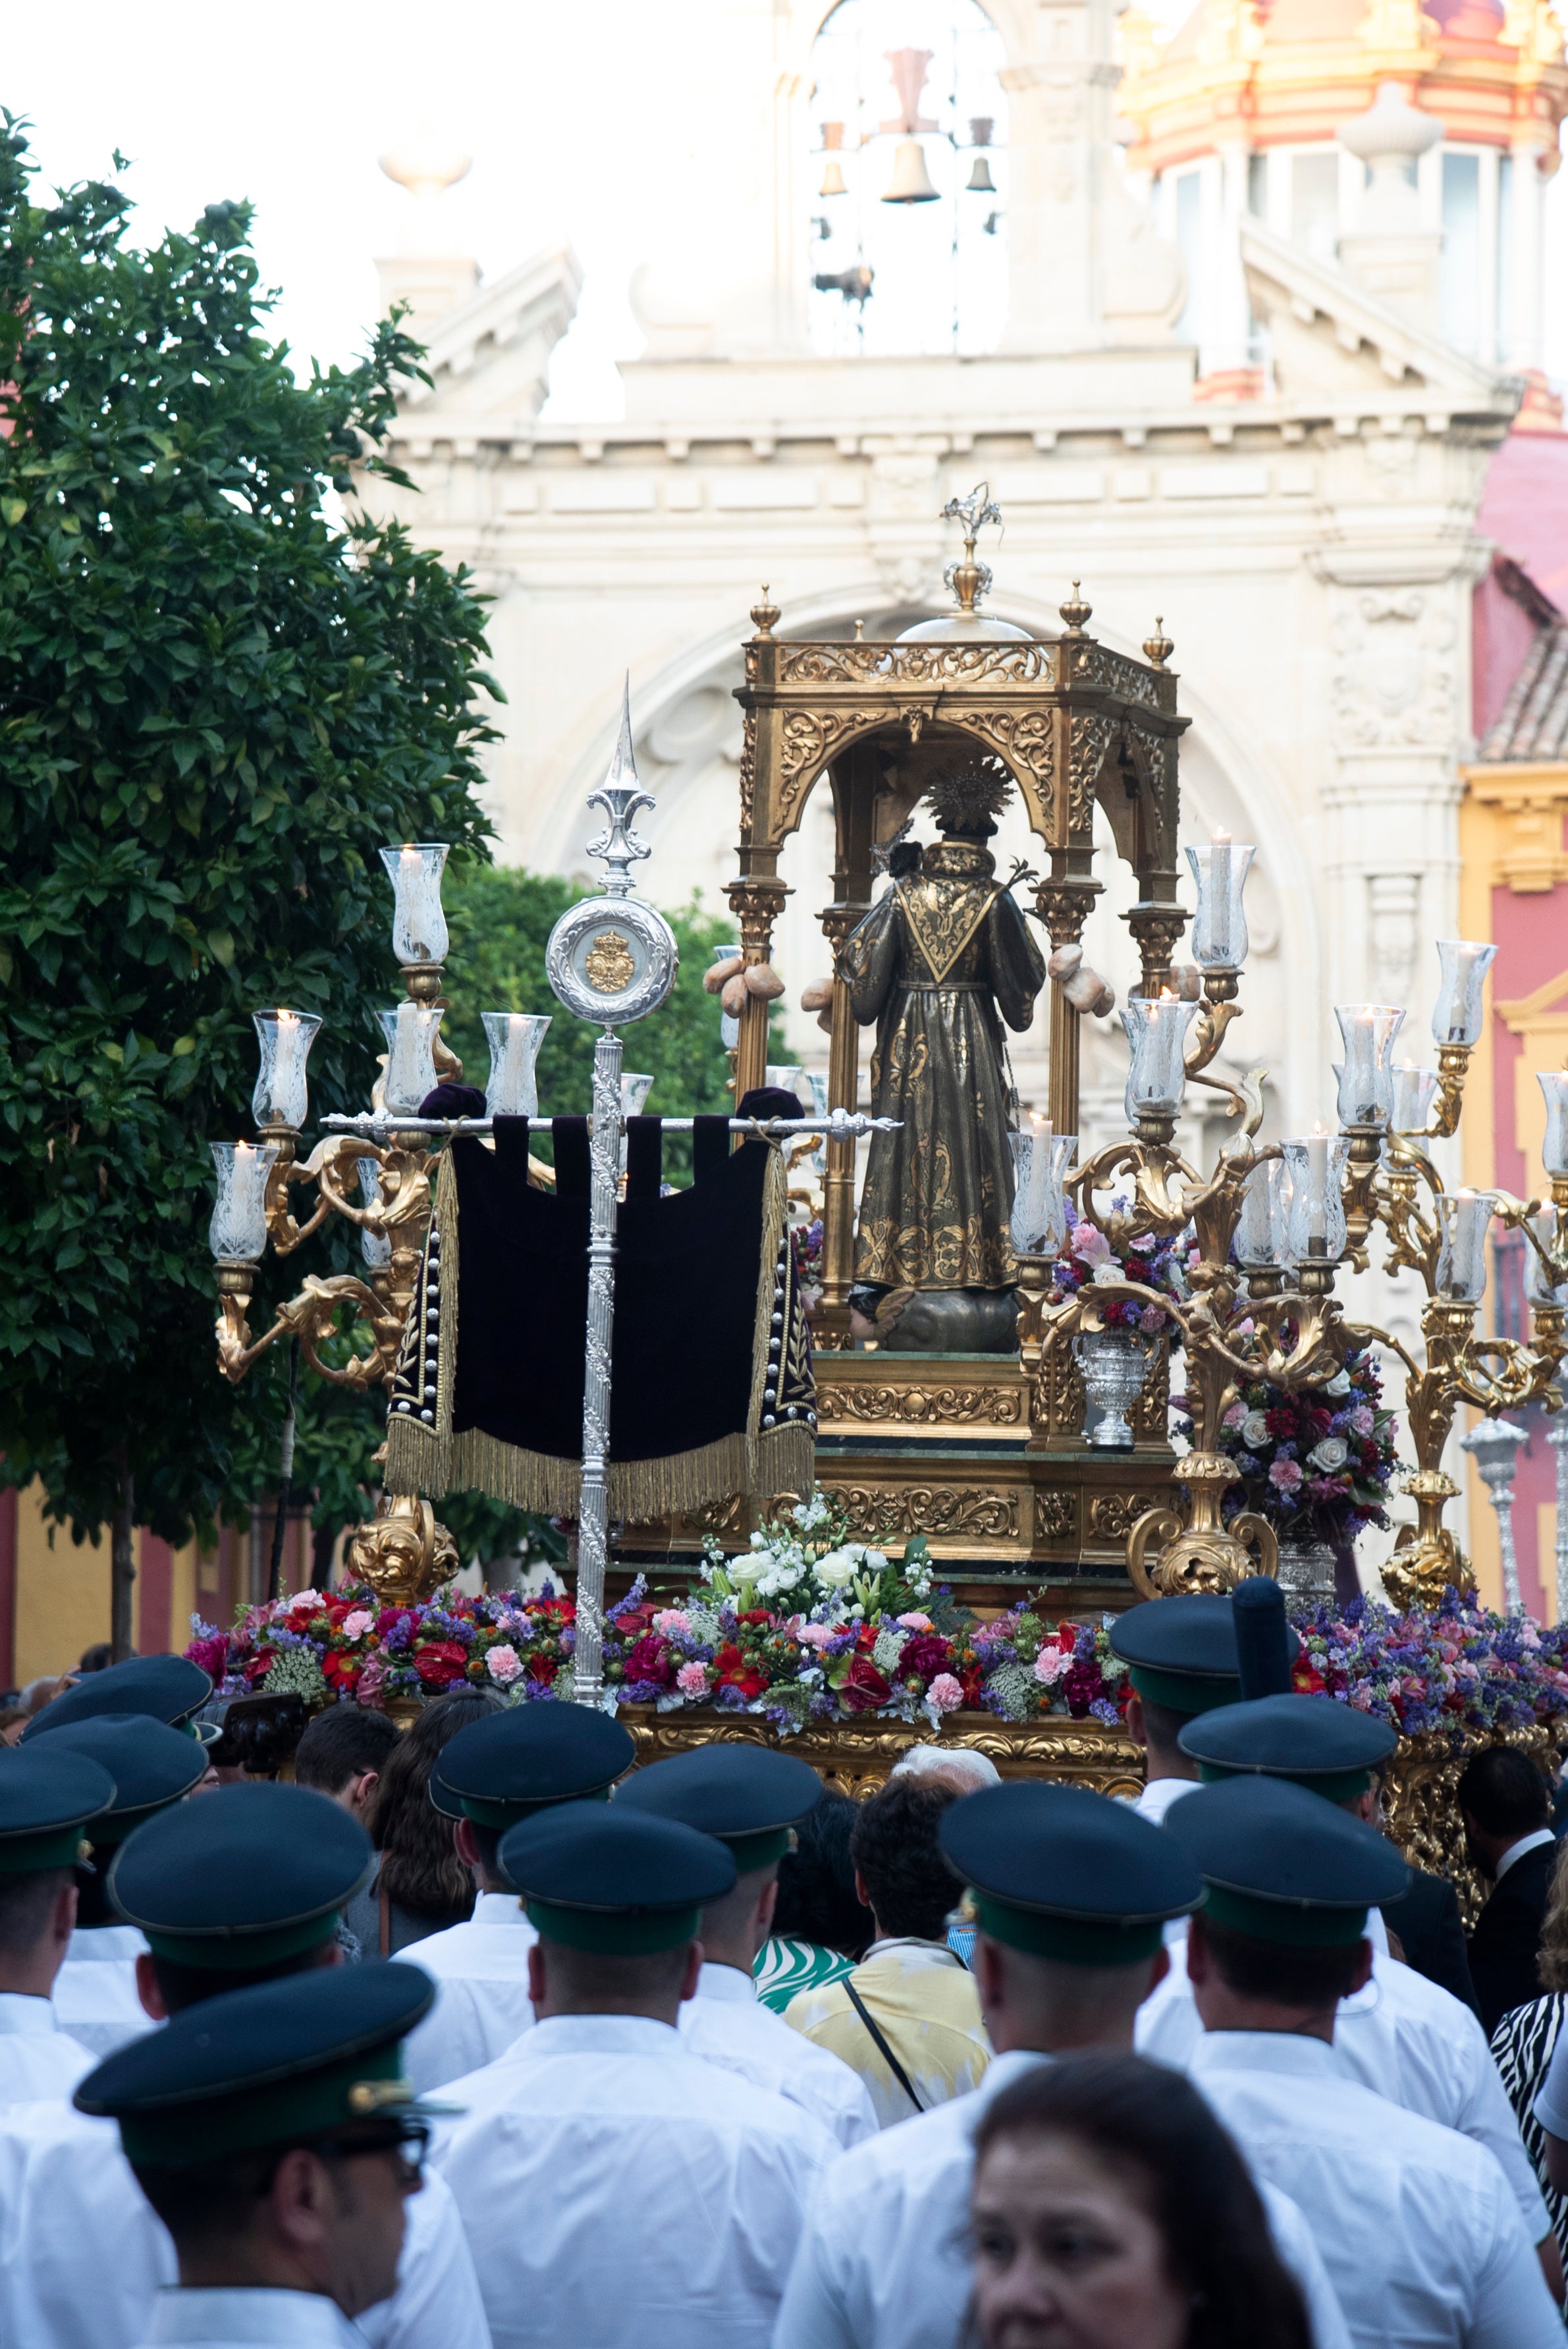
[1185,836,1254,970]
[250,1010,321,1132]
[379,844,450,968]
[1430,940,1496,1048]
[1434,1189,1494,1302]
[209,1141,279,1264]
[377,1004,444,1114]
[482,1013,552,1119]
[1333,1004,1405,1127]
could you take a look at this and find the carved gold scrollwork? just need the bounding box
[1089,1490,1175,1544]
[1067,714,1116,834]
[821,1484,1022,1543]
[1035,1490,1076,1540]
[828,1384,1025,1426]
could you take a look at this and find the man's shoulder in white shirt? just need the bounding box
[408,1893,537,1980]
[679,1965,877,2147]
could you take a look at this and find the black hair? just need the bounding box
[370,1687,502,1924]
[294,1704,400,1796]
[0,1867,73,1958]
[850,1775,961,1942]
[77,1642,116,1675]
[972,2051,1312,2349]
[1456,1744,1551,1840]
[151,1934,341,2016]
[887,841,924,880]
[74,1857,123,1929]
[1196,1914,1367,2008]
[772,1789,873,1958]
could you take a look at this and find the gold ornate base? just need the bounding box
[615,1349,1175,1607]
[345,1494,458,1610]
[618,1704,1145,1800]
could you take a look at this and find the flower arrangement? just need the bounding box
[184,1490,1134,1735]
[1184,1347,1398,1548]
[792,1216,824,1312]
[1289,1590,1568,1742]
[1048,1209,1191,1338]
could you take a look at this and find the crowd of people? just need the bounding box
[2,1584,1568,2348]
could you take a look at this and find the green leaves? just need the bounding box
[0,119,495,1548]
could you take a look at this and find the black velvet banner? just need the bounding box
[384,1120,817,1517]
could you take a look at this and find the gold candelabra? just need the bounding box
[206,845,547,1602]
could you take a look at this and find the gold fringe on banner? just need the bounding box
[385,1135,814,1516]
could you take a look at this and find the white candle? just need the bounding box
[1307,1125,1328,1243]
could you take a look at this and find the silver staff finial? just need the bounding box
[941,479,1002,537]
[585,674,655,900]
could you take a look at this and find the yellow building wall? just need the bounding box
[12,1484,204,1685]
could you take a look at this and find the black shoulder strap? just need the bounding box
[843,1980,925,2113]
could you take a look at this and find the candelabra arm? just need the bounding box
[1372,1139,1444,1287]
[1428,1041,1473,1141]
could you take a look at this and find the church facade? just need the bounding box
[358,0,1568,1611]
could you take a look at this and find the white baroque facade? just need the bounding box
[360,0,1557,1202]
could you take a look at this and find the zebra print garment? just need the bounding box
[1491,1991,1568,2266]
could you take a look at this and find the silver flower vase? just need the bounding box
[1073,1328,1154,1451]
[1275,1540,1337,1603]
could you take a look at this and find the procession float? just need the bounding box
[198,494,1568,1910]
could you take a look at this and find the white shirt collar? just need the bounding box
[0,1991,62,2038]
[696,1962,757,2006]
[526,2012,685,2059]
[471,1891,529,1925]
[1496,1827,1557,1881]
[973,2047,1052,2111]
[143,2287,364,2346]
[66,1924,147,1960]
[1189,2030,1338,2081]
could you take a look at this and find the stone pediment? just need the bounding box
[396,243,584,430]
[1239,218,1519,421]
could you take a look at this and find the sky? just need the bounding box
[5,0,1565,412]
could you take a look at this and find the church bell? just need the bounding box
[967,157,996,194]
[882,140,939,204]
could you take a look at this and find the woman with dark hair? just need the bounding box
[341,1687,503,1957]
[969,2052,1314,2349]
[755,1787,872,2012]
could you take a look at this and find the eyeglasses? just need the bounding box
[311,2119,431,2190]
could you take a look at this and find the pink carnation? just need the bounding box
[340,1609,373,1640]
[796,1623,836,1648]
[653,1609,691,1635]
[1033,1644,1073,1685]
[897,1612,934,1632]
[927,1674,964,1714]
[356,1654,388,1709]
[676,1661,710,1697]
[485,1644,524,1686]
[1222,1401,1248,1430]
[1349,1405,1376,1437]
[1268,1459,1304,1493]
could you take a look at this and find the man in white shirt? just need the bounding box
[613,1742,877,2147]
[0,1743,115,2105]
[1164,1773,1565,2349]
[434,1800,836,2349]
[31,1714,209,2057]
[401,1704,636,2093]
[1136,1688,1561,2286]
[74,1959,448,2349]
[1108,1583,1300,1827]
[776,1777,1351,2349]
[0,1779,490,2349]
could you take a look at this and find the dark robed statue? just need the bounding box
[841,764,1044,1343]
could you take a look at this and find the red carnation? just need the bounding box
[839,1655,893,1714]
[897,1633,954,1686]
[412,1640,469,1688]
[624,1633,676,1689]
